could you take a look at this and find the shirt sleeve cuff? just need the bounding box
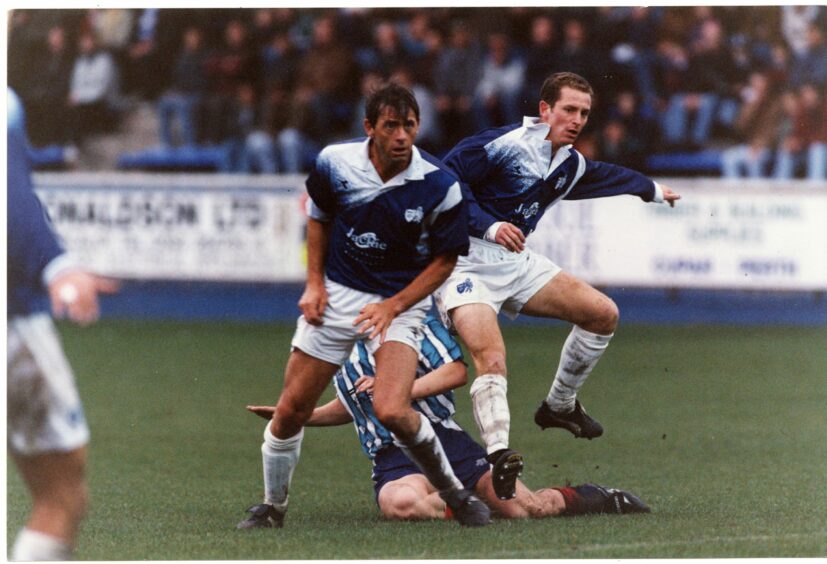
[305,199,330,222]
[652,182,664,204]
[42,253,79,285]
[483,222,504,243]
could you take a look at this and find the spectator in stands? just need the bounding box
[157,26,208,148]
[551,19,605,92]
[349,71,385,138]
[67,31,119,144]
[390,66,442,153]
[660,17,740,150]
[774,84,827,180]
[720,72,779,178]
[604,89,656,169]
[26,25,73,147]
[596,119,642,170]
[357,20,412,78]
[220,82,279,174]
[789,23,827,89]
[250,9,279,54]
[434,19,482,147]
[769,89,804,179]
[261,31,300,93]
[202,19,257,145]
[473,31,526,130]
[522,15,558,115]
[277,12,357,172]
[781,5,822,58]
[122,9,182,100]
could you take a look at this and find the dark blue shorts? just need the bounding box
[371,422,489,500]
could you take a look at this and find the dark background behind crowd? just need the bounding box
[8,7,827,179]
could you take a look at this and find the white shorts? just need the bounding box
[291,278,431,365]
[7,313,90,456]
[435,237,561,322]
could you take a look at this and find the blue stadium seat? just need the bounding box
[117,145,227,172]
[645,150,723,176]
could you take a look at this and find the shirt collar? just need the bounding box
[522,116,572,155]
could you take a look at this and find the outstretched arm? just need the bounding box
[246,398,353,427]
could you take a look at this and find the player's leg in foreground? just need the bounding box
[237,349,339,529]
[372,342,490,527]
[521,271,618,439]
[11,450,88,560]
[450,303,523,501]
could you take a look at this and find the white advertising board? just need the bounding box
[33,174,827,290]
[532,180,827,290]
[34,173,308,282]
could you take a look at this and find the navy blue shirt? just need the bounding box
[306,138,469,297]
[443,117,659,239]
[7,89,65,317]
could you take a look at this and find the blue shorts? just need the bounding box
[371,422,489,500]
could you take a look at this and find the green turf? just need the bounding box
[7,321,827,559]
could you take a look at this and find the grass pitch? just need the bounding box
[7,321,827,559]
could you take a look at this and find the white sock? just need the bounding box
[262,424,304,510]
[469,374,510,455]
[546,326,613,412]
[11,528,71,561]
[394,412,463,494]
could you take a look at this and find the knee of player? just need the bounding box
[380,485,428,520]
[274,399,312,428]
[589,298,619,333]
[373,403,409,433]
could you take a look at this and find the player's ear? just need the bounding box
[539,100,551,117]
[363,118,373,137]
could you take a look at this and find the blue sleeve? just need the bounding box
[419,315,464,369]
[304,154,336,220]
[565,158,656,202]
[7,124,64,290]
[442,139,500,238]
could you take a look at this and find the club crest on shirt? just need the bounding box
[456,278,474,294]
[554,175,568,191]
[404,206,424,223]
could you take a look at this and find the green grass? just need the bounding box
[7,321,827,558]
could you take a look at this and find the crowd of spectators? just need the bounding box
[8,6,827,179]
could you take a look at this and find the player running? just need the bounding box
[247,315,650,521]
[237,83,491,529]
[436,72,681,501]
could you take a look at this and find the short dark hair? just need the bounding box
[540,72,594,106]
[365,82,420,127]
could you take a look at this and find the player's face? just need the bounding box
[539,86,592,146]
[365,106,419,174]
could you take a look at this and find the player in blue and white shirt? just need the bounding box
[436,72,681,501]
[247,316,650,521]
[7,88,118,561]
[238,84,491,530]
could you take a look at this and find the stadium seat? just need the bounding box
[117,145,227,172]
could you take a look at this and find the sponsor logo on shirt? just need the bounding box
[456,278,474,294]
[554,175,568,191]
[404,206,424,223]
[346,228,388,250]
[515,202,540,219]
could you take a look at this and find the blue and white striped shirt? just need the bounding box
[334,315,463,460]
[442,117,659,239]
[305,138,469,297]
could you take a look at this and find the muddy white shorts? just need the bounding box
[435,237,561,322]
[7,313,90,456]
[291,278,431,365]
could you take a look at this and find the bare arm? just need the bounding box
[353,252,459,343]
[410,360,467,399]
[298,218,331,325]
[246,398,353,427]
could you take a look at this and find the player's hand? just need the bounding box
[494,222,526,253]
[246,405,276,420]
[353,299,402,344]
[299,281,328,325]
[49,270,119,326]
[353,376,375,395]
[661,185,681,208]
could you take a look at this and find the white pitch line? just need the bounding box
[483,530,827,557]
